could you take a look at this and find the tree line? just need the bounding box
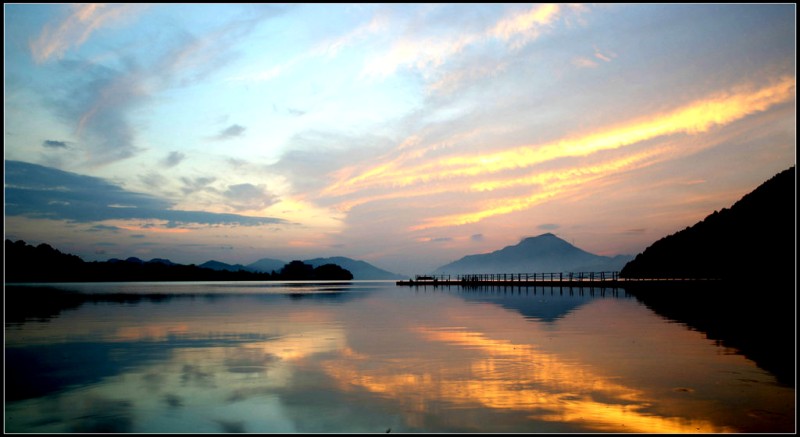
[619,166,794,288]
[4,240,353,282]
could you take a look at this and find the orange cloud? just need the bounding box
[490,3,561,49]
[321,76,795,230]
[361,4,566,79]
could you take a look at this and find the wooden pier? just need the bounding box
[396,272,721,288]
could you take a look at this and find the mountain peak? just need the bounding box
[435,232,631,274]
[521,233,560,243]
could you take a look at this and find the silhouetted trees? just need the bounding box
[4,240,353,283]
[620,166,795,289]
[5,240,86,282]
[279,260,354,280]
[310,263,354,280]
[280,260,315,280]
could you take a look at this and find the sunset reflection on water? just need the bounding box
[5,282,794,433]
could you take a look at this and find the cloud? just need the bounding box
[49,59,148,165]
[360,4,574,80]
[470,233,484,242]
[223,183,279,212]
[418,236,453,243]
[162,151,186,168]
[139,172,169,190]
[572,57,598,68]
[87,224,123,233]
[5,160,287,227]
[594,50,614,63]
[157,5,289,86]
[270,129,395,196]
[42,139,69,149]
[28,6,286,167]
[489,3,561,49]
[623,228,647,235]
[29,4,149,63]
[573,47,615,68]
[319,76,795,231]
[537,224,560,231]
[213,124,246,141]
[180,176,217,196]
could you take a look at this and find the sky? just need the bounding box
[4,3,797,275]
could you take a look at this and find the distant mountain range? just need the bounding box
[620,166,795,286]
[197,256,404,280]
[303,257,405,280]
[246,257,287,274]
[199,260,252,272]
[434,233,633,274]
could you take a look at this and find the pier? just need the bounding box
[396,272,722,288]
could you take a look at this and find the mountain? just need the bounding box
[199,260,251,272]
[303,257,405,280]
[148,258,177,266]
[246,257,287,274]
[107,257,176,265]
[620,166,795,286]
[434,233,633,274]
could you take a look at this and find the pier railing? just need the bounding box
[406,272,620,283]
[397,272,723,286]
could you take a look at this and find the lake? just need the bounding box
[4,281,795,433]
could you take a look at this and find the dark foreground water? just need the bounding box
[4,281,795,433]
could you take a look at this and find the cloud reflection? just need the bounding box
[323,325,735,433]
[6,286,791,433]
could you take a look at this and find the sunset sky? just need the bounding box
[4,4,796,275]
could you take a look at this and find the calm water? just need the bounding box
[4,281,795,433]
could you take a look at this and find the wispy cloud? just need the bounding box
[489,3,561,49]
[29,4,149,63]
[58,59,148,164]
[28,5,285,167]
[537,224,560,231]
[572,57,599,68]
[87,224,123,233]
[361,4,574,80]
[327,76,795,196]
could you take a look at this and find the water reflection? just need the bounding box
[4,282,365,326]
[4,282,795,433]
[625,281,796,387]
